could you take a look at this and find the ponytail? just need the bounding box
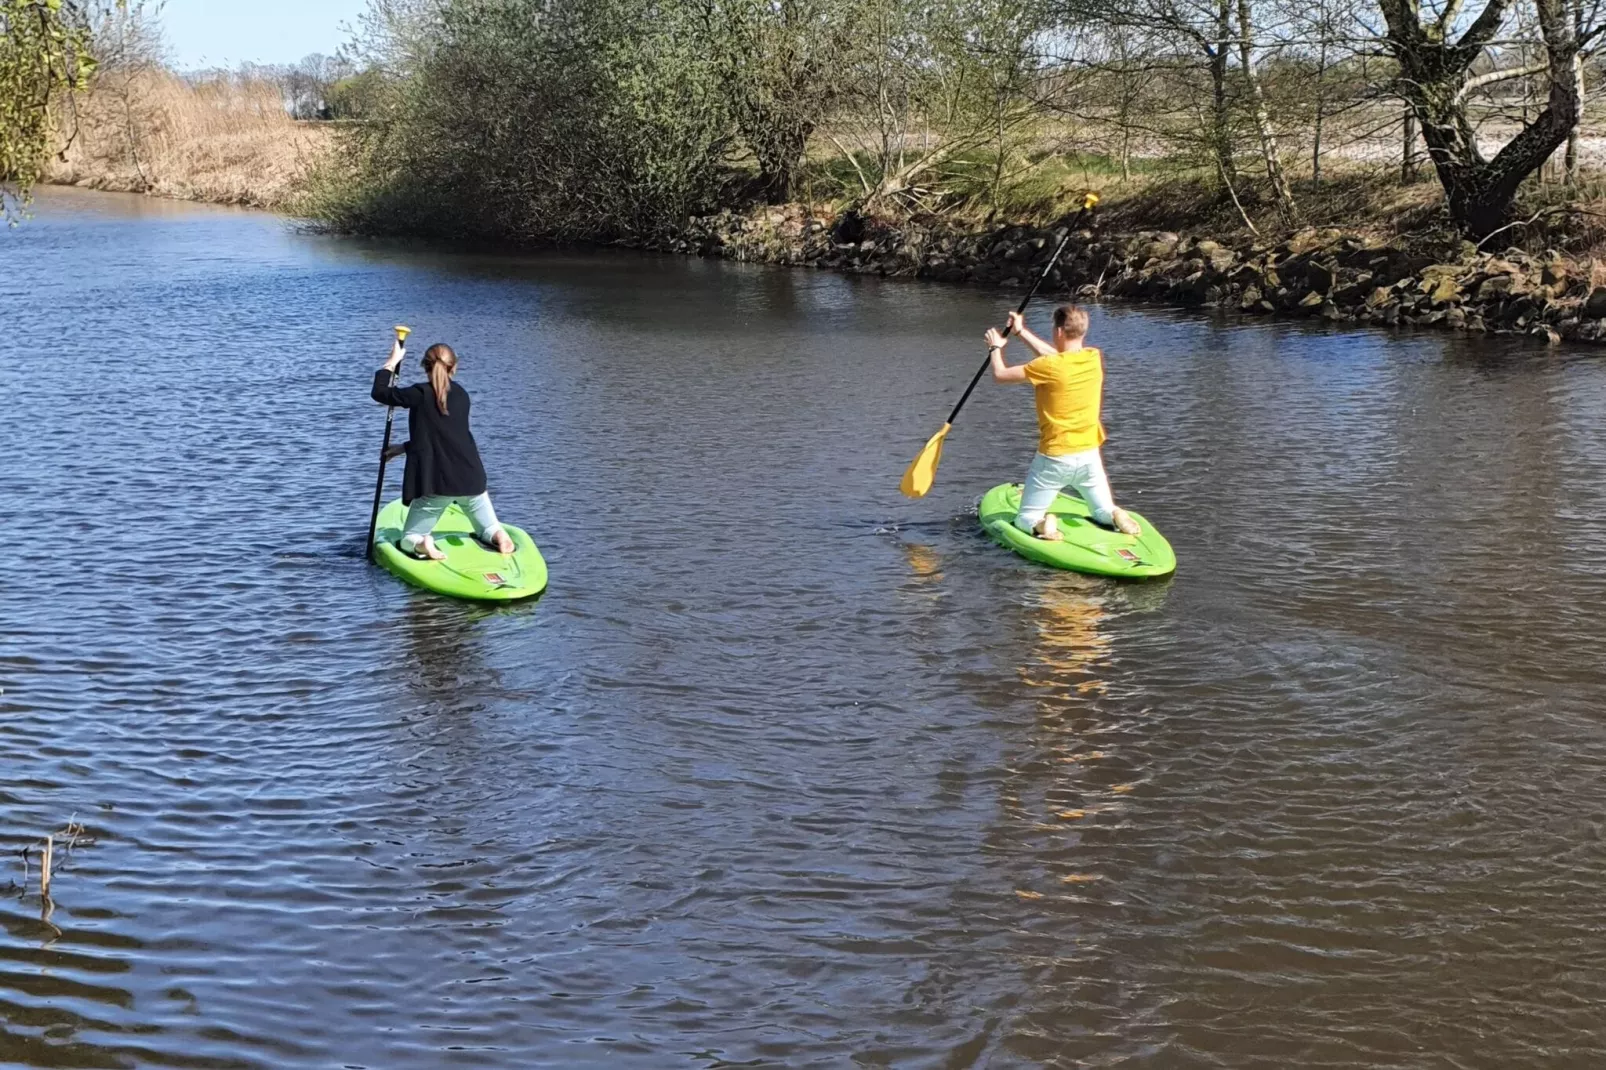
[422,344,458,416]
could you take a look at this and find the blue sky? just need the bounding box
[158,0,371,70]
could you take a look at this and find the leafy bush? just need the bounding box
[308,0,732,241]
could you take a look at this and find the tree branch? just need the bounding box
[824,134,872,195]
[1473,204,1604,249]
[1435,0,1465,40]
[1453,59,1551,104]
[1454,0,1515,56]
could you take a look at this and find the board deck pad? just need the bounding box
[977,482,1176,579]
[373,499,548,601]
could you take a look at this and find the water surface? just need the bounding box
[4,186,1606,1068]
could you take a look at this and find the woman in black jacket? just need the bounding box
[371,341,514,561]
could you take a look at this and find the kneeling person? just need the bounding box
[983,305,1141,541]
[372,341,515,560]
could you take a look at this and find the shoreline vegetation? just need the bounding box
[46,68,331,211]
[27,0,1606,344]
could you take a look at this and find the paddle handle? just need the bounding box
[365,326,411,563]
[942,194,1097,428]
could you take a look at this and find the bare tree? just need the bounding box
[80,0,165,187]
[1103,27,1165,181]
[1042,23,1166,183]
[1379,0,1605,235]
[830,0,1045,213]
[1053,0,1245,189]
[1278,0,1368,187]
[293,53,354,119]
[1236,0,1296,221]
[1564,0,1589,181]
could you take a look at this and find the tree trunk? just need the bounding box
[1208,0,1235,183]
[1429,80,1581,236]
[1312,38,1328,189]
[758,164,794,204]
[1566,49,1583,184]
[1401,106,1418,184]
[754,120,813,204]
[992,112,1006,212]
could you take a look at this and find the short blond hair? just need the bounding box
[1053,305,1089,337]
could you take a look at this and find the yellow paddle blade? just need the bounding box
[900,423,952,499]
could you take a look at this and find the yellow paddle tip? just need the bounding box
[1082,191,1100,210]
[899,423,952,499]
[394,325,412,341]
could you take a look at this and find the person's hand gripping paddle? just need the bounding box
[366,325,411,563]
[899,192,1099,499]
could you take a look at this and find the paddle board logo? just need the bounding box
[1116,549,1142,564]
[483,572,506,586]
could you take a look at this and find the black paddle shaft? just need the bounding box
[364,351,404,563]
[942,204,1092,427]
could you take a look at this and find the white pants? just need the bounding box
[1014,448,1117,531]
[401,492,504,553]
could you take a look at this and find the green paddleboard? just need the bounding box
[372,499,548,601]
[978,482,1176,579]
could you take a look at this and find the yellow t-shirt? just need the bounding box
[1023,347,1107,455]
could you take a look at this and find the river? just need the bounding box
[4,186,1606,1069]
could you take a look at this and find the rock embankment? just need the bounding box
[643,206,1606,345]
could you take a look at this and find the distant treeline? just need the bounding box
[6,0,1602,235]
[300,0,1606,242]
[223,53,384,123]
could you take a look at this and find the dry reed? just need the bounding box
[46,69,333,211]
[12,819,92,904]
[39,836,53,900]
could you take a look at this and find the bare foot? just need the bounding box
[1111,508,1141,537]
[1033,515,1064,542]
[415,536,447,561]
[492,531,515,555]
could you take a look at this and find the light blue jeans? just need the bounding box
[1014,448,1117,531]
[401,492,504,553]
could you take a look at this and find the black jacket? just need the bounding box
[372,370,488,504]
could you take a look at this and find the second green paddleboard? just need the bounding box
[978,482,1175,579]
[372,498,548,601]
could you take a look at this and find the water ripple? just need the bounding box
[2,187,1605,1067]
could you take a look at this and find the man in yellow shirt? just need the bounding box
[984,305,1141,541]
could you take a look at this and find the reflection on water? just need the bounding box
[1021,582,1116,694]
[999,582,1133,875]
[5,187,1606,1068]
[901,541,946,584]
